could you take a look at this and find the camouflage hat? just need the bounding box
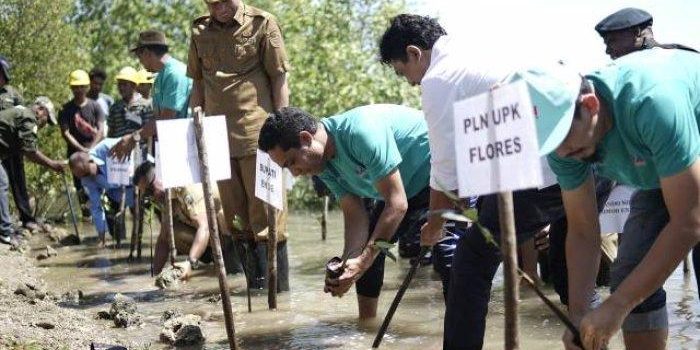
[131,30,168,52]
[0,55,11,82]
[33,96,57,125]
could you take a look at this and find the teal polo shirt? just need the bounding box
[153,56,192,119]
[549,48,700,190]
[318,104,431,200]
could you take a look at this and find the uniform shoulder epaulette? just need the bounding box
[245,5,272,19]
[192,15,211,29]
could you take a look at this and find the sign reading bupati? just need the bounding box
[107,155,133,186]
[254,149,284,210]
[599,185,634,234]
[453,80,543,197]
[156,116,231,189]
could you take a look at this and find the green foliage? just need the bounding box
[2,0,418,217]
[0,0,88,220]
[70,0,207,96]
[372,239,397,262]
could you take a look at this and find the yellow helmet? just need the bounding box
[115,66,139,84]
[68,69,90,86]
[137,69,155,85]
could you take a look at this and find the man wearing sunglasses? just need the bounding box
[133,161,228,281]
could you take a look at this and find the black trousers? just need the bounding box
[2,154,35,224]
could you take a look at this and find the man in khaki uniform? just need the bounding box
[0,55,38,232]
[134,161,233,281]
[187,0,291,291]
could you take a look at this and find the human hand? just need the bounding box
[174,260,193,281]
[49,160,65,173]
[109,135,135,161]
[534,224,551,251]
[324,256,367,297]
[579,298,627,350]
[420,220,444,247]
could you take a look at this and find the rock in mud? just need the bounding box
[110,294,141,328]
[61,289,84,305]
[160,314,205,346]
[14,283,47,303]
[60,233,81,246]
[9,239,28,253]
[96,310,112,320]
[35,321,55,330]
[161,309,183,323]
[47,227,68,241]
[37,246,57,260]
[155,265,184,289]
[207,294,221,303]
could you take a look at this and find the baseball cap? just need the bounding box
[504,63,582,156]
[33,96,57,125]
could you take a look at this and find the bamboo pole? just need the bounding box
[498,191,519,350]
[164,188,176,267]
[192,107,237,349]
[321,196,328,240]
[266,204,278,310]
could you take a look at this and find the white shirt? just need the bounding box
[421,36,510,191]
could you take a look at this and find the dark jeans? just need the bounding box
[235,239,290,292]
[2,155,35,224]
[443,178,614,350]
[0,164,14,236]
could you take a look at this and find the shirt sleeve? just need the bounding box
[547,153,591,190]
[16,109,38,153]
[58,106,70,129]
[260,17,291,77]
[421,77,459,191]
[160,70,191,114]
[93,102,105,124]
[83,178,107,234]
[350,121,402,185]
[635,84,700,178]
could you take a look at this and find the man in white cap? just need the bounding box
[532,48,700,349]
[0,97,64,244]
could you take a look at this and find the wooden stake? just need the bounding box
[321,196,329,240]
[129,189,140,260]
[498,191,519,350]
[164,188,176,267]
[266,203,278,310]
[61,174,81,243]
[192,107,237,349]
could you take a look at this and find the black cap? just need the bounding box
[0,55,10,81]
[595,8,653,35]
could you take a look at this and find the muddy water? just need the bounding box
[36,212,698,349]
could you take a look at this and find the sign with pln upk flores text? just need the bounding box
[255,149,284,210]
[453,80,543,197]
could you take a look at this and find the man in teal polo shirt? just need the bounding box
[258,104,434,319]
[526,49,700,349]
[111,30,192,159]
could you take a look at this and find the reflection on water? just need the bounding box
[37,213,698,349]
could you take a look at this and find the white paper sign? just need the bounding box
[599,185,635,234]
[156,116,231,189]
[538,157,558,189]
[453,80,543,197]
[254,149,284,210]
[107,156,134,186]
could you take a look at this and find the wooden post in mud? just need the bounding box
[192,107,238,349]
[321,196,329,240]
[498,191,519,350]
[266,203,278,310]
[164,188,176,267]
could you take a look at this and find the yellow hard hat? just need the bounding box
[115,66,139,84]
[68,69,90,86]
[136,69,155,84]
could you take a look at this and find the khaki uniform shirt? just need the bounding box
[171,185,225,233]
[187,3,290,157]
[0,85,24,111]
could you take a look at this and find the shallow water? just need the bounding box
[36,212,698,349]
